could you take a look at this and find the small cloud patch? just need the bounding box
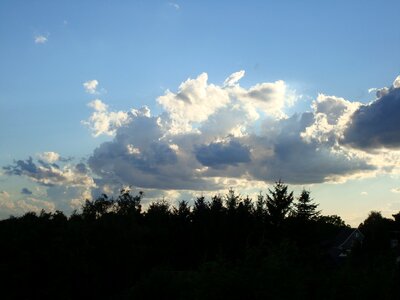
[34,35,48,44]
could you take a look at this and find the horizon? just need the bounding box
[1,0,400,227]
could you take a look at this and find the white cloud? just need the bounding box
[85,72,375,193]
[168,2,180,10]
[156,71,297,135]
[0,191,14,210]
[0,191,57,218]
[83,99,130,136]
[391,188,400,194]
[361,191,368,196]
[38,151,60,163]
[223,70,245,87]
[227,78,297,118]
[9,71,400,214]
[157,72,230,134]
[83,80,99,94]
[34,35,48,44]
[393,75,400,89]
[17,198,55,213]
[127,144,141,155]
[301,94,361,145]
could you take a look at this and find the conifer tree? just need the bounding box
[266,180,294,226]
[294,189,320,221]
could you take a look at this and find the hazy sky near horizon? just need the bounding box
[1,0,400,225]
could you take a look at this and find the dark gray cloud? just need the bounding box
[4,157,37,176]
[87,98,377,191]
[75,163,88,174]
[88,112,216,191]
[195,140,251,168]
[3,157,93,188]
[247,113,375,184]
[21,188,33,195]
[343,88,400,150]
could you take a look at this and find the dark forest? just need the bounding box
[1,181,399,299]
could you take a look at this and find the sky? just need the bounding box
[1,0,400,225]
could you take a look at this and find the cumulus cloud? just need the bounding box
[157,72,231,133]
[0,191,13,210]
[0,191,56,219]
[7,71,400,213]
[83,80,99,94]
[342,83,400,150]
[84,71,378,193]
[301,94,361,145]
[230,79,295,118]
[195,140,251,168]
[38,151,60,163]
[393,76,400,89]
[34,35,47,44]
[3,157,94,188]
[156,71,296,134]
[17,198,55,213]
[87,108,216,191]
[246,113,375,184]
[82,99,130,136]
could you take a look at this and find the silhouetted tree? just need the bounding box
[318,214,348,227]
[116,188,143,216]
[210,195,225,214]
[293,189,320,221]
[225,188,240,212]
[172,200,191,223]
[266,180,294,227]
[193,195,210,223]
[82,193,113,219]
[146,199,171,224]
[359,211,393,253]
[1,184,399,299]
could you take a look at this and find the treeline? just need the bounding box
[0,181,399,299]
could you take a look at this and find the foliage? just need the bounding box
[0,184,399,299]
[293,189,320,221]
[266,180,294,226]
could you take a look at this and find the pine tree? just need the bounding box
[294,189,320,221]
[266,180,294,226]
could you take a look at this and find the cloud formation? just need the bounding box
[3,157,94,188]
[84,71,384,194]
[168,2,180,10]
[195,140,251,168]
[34,35,47,44]
[342,87,400,150]
[39,151,60,163]
[83,80,99,94]
[82,99,130,136]
[5,71,400,216]
[0,190,55,219]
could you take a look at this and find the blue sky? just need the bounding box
[1,0,400,225]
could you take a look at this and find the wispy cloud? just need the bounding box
[391,188,400,194]
[168,2,180,10]
[34,35,48,44]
